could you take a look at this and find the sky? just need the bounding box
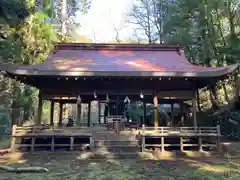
[75,0,136,42]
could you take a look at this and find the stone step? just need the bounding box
[95,146,140,153]
[94,140,139,146]
[90,151,142,159]
[57,151,142,160]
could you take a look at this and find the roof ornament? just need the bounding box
[93,90,97,99]
[77,95,81,105]
[124,96,131,104]
[140,91,144,99]
[106,94,110,103]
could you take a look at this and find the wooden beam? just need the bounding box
[42,91,194,103]
[37,79,194,91]
[43,90,194,97]
[158,90,194,99]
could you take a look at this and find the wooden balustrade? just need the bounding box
[106,115,126,131]
[141,126,219,136]
[10,124,221,153]
[11,125,93,152]
[140,125,221,152]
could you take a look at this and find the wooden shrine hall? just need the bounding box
[1,43,238,127]
[0,43,238,153]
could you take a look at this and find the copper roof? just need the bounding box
[0,43,238,77]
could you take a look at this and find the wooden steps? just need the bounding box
[93,131,140,156]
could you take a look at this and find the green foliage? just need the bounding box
[0,0,31,26]
[163,0,240,66]
[126,102,171,125]
[0,0,57,125]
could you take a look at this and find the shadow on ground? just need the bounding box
[0,150,240,180]
[1,129,240,180]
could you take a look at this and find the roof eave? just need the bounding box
[0,64,238,78]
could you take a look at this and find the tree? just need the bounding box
[108,9,127,43]
[50,0,92,40]
[127,0,157,43]
[0,0,57,125]
[127,0,174,43]
[0,0,93,126]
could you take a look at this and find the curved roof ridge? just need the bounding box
[54,43,182,51]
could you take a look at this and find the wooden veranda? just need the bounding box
[11,124,221,153]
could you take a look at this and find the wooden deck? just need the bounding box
[10,125,221,153]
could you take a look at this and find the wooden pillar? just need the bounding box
[180,102,184,126]
[58,102,63,127]
[171,103,174,124]
[192,97,197,129]
[198,136,203,152]
[76,103,81,126]
[143,101,146,125]
[141,135,145,152]
[217,125,221,152]
[153,92,159,129]
[11,125,17,152]
[98,100,101,123]
[70,137,74,151]
[161,136,165,152]
[50,101,54,128]
[88,101,91,127]
[180,137,183,151]
[116,95,120,115]
[36,92,43,125]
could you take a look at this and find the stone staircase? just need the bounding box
[92,131,141,158]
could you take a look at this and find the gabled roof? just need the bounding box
[0,43,238,77]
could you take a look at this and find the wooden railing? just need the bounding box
[141,126,220,136]
[106,115,126,131]
[11,125,93,152]
[140,126,221,152]
[106,115,126,123]
[12,124,94,136]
